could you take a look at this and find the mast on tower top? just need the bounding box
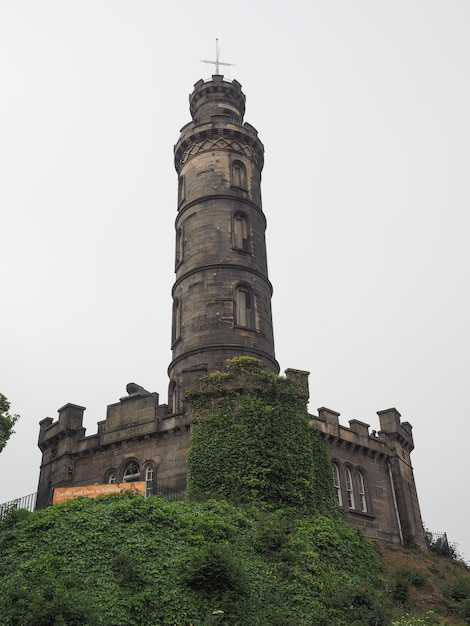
[201,38,236,75]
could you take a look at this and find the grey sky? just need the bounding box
[1,1,469,562]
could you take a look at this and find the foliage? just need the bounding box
[391,612,439,626]
[1,494,470,624]
[424,527,463,562]
[377,540,470,625]
[186,357,338,512]
[0,393,19,453]
[184,542,248,594]
[0,494,390,626]
[447,576,470,622]
[392,566,426,605]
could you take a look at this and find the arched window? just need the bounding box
[169,380,178,414]
[357,470,367,513]
[332,463,343,507]
[106,471,116,484]
[145,465,154,497]
[232,213,249,250]
[231,160,247,189]
[175,227,184,267]
[235,284,253,328]
[123,461,140,483]
[345,467,355,509]
[172,298,181,344]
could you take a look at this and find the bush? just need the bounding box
[392,566,426,605]
[184,543,247,595]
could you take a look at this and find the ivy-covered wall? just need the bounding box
[186,357,337,512]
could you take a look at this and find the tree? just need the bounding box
[0,394,19,453]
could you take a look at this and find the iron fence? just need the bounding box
[0,492,37,518]
[0,482,184,518]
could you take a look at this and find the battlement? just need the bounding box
[190,75,246,124]
[313,405,414,454]
[38,403,86,451]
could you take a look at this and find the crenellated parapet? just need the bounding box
[189,76,245,123]
[38,403,86,452]
[377,408,414,452]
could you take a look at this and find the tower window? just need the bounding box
[345,467,355,509]
[175,227,184,266]
[178,175,185,204]
[332,463,343,507]
[233,213,249,250]
[169,380,178,413]
[231,160,247,189]
[172,298,181,345]
[235,285,253,328]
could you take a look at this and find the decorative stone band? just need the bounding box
[174,125,264,173]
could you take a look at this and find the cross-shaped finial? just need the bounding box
[201,38,236,75]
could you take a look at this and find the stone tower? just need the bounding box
[168,75,279,412]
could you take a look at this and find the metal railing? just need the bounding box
[151,482,184,501]
[0,492,37,518]
[0,482,184,518]
[426,530,452,558]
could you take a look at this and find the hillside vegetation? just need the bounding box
[0,495,469,625]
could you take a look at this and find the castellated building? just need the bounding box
[36,75,425,548]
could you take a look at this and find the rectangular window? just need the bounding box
[333,464,342,507]
[234,216,248,250]
[236,288,251,327]
[345,468,355,509]
[357,472,367,513]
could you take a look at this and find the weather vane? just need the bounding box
[201,38,236,75]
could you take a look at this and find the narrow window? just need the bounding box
[235,286,252,327]
[123,462,140,483]
[172,298,181,344]
[178,175,185,203]
[345,467,355,509]
[107,472,116,484]
[233,213,249,250]
[145,466,154,497]
[357,470,367,513]
[332,463,343,507]
[231,160,247,189]
[175,227,184,266]
[169,380,178,413]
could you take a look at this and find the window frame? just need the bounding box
[175,226,184,267]
[345,466,355,509]
[234,284,254,328]
[172,297,181,345]
[231,159,247,190]
[332,462,343,507]
[357,470,368,513]
[232,212,249,251]
[144,464,154,497]
[122,461,140,483]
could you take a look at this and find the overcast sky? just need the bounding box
[1,1,469,562]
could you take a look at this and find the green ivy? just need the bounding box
[186,357,337,512]
[0,495,387,625]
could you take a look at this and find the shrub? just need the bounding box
[184,543,247,595]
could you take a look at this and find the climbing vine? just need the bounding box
[186,357,337,512]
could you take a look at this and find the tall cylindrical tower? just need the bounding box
[168,75,278,412]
